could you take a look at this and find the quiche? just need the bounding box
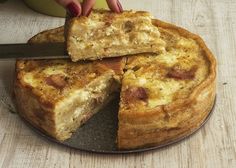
[14,15,216,149]
[66,10,166,62]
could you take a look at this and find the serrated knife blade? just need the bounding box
[0,43,69,60]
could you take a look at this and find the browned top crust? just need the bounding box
[120,19,216,112]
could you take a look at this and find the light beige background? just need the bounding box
[0,0,235,168]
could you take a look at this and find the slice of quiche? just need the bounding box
[15,28,126,141]
[118,20,216,149]
[66,10,166,62]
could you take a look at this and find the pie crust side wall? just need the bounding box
[117,19,217,149]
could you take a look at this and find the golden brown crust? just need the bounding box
[117,19,216,149]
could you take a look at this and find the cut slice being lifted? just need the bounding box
[66,10,166,62]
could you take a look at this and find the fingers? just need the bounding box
[82,0,123,16]
[106,0,123,13]
[82,0,96,16]
[55,0,82,16]
[55,0,123,17]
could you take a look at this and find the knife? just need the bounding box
[0,43,69,60]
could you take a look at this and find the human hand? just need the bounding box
[55,0,123,17]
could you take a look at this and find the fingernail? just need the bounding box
[66,2,80,17]
[117,1,123,13]
[85,8,92,17]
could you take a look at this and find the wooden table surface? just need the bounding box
[0,0,235,167]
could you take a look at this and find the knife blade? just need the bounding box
[0,43,69,60]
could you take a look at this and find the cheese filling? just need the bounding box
[122,32,209,109]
